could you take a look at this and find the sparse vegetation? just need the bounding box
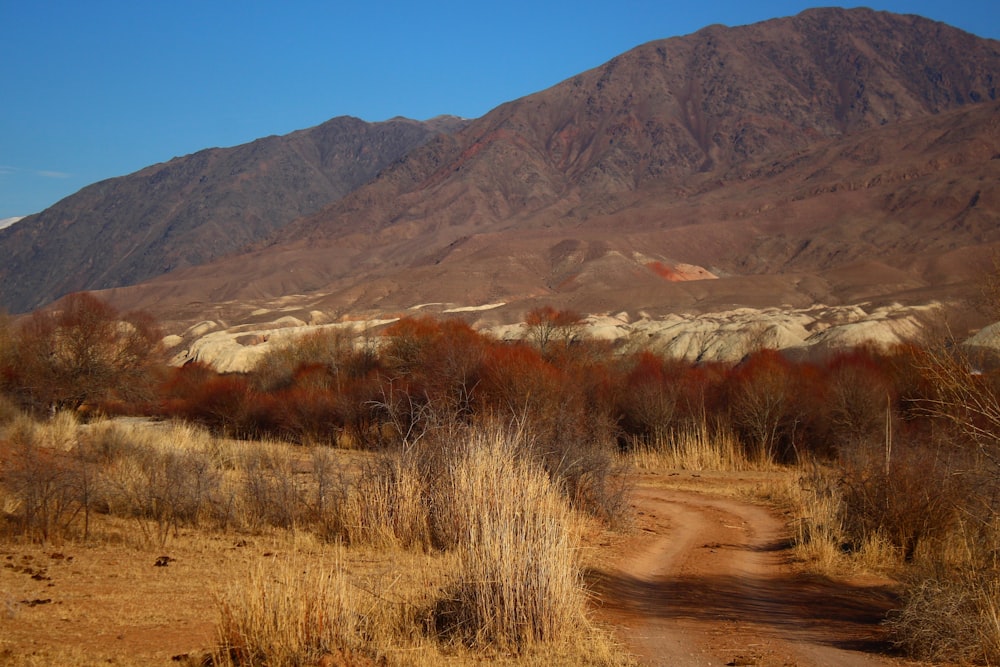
[523,306,584,357]
[772,339,1000,663]
[7,297,1000,664]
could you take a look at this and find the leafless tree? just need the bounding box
[523,306,583,356]
[9,293,162,413]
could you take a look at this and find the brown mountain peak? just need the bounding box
[5,8,1000,334]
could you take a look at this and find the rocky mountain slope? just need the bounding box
[280,8,1000,243]
[98,8,1000,332]
[6,8,1000,341]
[0,115,468,313]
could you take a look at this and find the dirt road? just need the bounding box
[589,480,904,666]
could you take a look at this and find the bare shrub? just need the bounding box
[887,564,1000,664]
[1,421,76,541]
[838,437,972,562]
[190,374,258,438]
[376,317,486,441]
[86,420,225,544]
[252,327,360,392]
[529,408,627,525]
[865,339,1000,660]
[307,446,349,539]
[0,412,119,541]
[105,446,220,544]
[616,351,682,442]
[825,349,894,449]
[238,450,305,532]
[523,306,584,357]
[727,350,805,464]
[244,327,382,444]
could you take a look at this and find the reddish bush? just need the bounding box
[617,351,682,442]
[165,370,256,436]
[724,350,819,463]
[379,317,487,429]
[478,343,557,416]
[6,293,162,414]
[823,348,896,448]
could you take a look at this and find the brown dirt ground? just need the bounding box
[1,468,929,666]
[588,470,923,667]
[0,530,301,665]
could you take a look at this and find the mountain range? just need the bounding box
[2,7,999,340]
[0,115,468,314]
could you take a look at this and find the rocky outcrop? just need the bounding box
[168,318,399,374]
[170,301,943,373]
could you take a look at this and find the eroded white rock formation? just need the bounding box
[163,301,946,373]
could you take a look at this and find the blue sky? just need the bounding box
[1,1,998,220]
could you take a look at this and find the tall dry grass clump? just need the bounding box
[433,425,590,653]
[343,454,430,550]
[214,552,382,667]
[769,462,894,575]
[626,419,751,471]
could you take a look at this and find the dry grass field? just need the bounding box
[0,414,626,666]
[0,412,914,666]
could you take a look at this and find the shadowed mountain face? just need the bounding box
[276,8,999,242]
[7,8,1000,327]
[0,115,468,314]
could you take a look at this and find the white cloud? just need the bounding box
[0,165,73,178]
[0,216,25,230]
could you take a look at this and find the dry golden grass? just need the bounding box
[215,548,396,666]
[6,409,78,452]
[750,445,1000,662]
[344,454,430,550]
[749,462,904,577]
[623,421,757,472]
[0,414,625,666]
[883,515,1000,663]
[886,571,998,664]
[433,426,593,654]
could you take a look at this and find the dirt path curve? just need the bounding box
[589,485,904,666]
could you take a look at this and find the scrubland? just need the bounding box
[2,297,1000,664]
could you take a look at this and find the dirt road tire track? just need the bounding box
[589,485,904,666]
